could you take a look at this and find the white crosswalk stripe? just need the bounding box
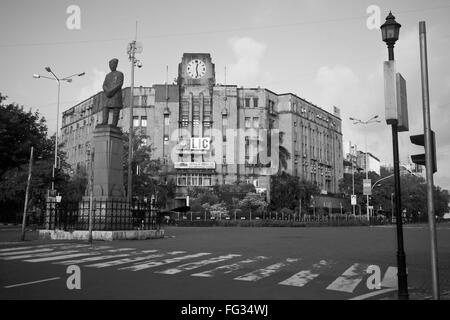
[0,248,54,257]
[24,252,102,263]
[120,252,211,272]
[279,260,335,287]
[0,243,77,253]
[234,258,299,282]
[326,263,369,293]
[157,254,242,275]
[2,250,80,260]
[191,256,269,278]
[85,251,185,268]
[381,266,398,288]
[54,253,133,265]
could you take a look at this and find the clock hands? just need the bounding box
[195,62,199,78]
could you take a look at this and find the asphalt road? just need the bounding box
[0,224,449,300]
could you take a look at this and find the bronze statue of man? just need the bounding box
[101,58,124,127]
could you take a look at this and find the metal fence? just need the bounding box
[45,199,161,231]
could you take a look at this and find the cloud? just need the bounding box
[227,37,268,86]
[77,68,106,102]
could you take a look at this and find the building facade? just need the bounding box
[61,53,343,208]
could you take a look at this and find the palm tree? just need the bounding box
[278,132,291,173]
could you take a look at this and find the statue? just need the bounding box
[101,58,124,127]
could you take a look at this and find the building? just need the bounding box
[343,142,380,175]
[61,53,343,208]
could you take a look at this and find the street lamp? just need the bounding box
[33,68,85,192]
[380,11,409,300]
[349,115,381,222]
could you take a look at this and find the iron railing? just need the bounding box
[45,199,162,231]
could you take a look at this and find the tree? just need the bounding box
[0,94,53,176]
[238,192,268,218]
[278,132,291,173]
[0,94,71,221]
[122,129,174,208]
[270,172,319,212]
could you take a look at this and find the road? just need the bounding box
[0,224,449,300]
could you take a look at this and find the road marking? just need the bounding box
[4,277,61,289]
[381,266,398,288]
[85,253,167,268]
[279,260,334,287]
[1,250,80,260]
[157,254,242,275]
[120,252,211,271]
[326,263,369,293]
[0,243,76,252]
[53,253,133,265]
[24,252,101,263]
[104,248,136,253]
[349,288,397,300]
[234,258,299,282]
[0,248,54,256]
[191,256,269,278]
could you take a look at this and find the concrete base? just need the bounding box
[38,229,164,241]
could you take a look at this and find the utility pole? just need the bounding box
[88,147,94,244]
[21,146,33,241]
[419,21,440,300]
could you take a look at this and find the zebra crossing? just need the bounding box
[0,242,398,296]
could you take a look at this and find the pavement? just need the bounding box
[0,225,449,300]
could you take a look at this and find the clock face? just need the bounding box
[187,59,206,79]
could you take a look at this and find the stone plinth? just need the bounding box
[92,124,125,199]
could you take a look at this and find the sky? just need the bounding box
[1,0,449,190]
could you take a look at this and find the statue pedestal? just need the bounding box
[82,125,129,230]
[92,125,126,199]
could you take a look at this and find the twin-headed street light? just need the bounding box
[349,115,381,221]
[33,67,85,192]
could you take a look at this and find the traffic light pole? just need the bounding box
[419,21,440,300]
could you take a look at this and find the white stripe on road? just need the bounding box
[1,250,80,260]
[157,254,242,275]
[279,260,334,287]
[53,253,133,265]
[104,248,136,253]
[0,248,54,256]
[120,252,211,271]
[349,288,397,300]
[85,253,167,268]
[381,266,398,288]
[234,258,299,282]
[326,263,369,293]
[24,252,101,263]
[4,277,61,289]
[191,256,268,278]
[0,243,76,252]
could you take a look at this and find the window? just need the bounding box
[245,98,251,108]
[176,174,212,186]
[133,96,140,107]
[133,116,139,127]
[142,95,147,106]
[253,98,259,108]
[245,117,251,129]
[141,116,147,127]
[253,117,259,128]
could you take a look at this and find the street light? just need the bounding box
[349,115,381,222]
[33,68,85,192]
[380,11,409,300]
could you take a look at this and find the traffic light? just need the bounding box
[410,130,437,173]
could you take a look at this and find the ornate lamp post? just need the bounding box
[380,11,409,300]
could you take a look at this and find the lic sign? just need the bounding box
[190,137,210,151]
